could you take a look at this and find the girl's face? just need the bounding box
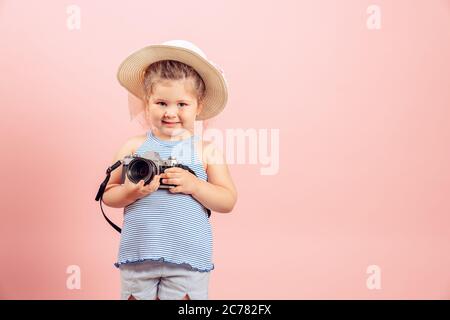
[145,79,203,140]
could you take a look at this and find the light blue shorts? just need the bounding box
[119,260,211,300]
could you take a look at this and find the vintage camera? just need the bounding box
[121,151,191,188]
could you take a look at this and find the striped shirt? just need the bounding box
[114,130,214,272]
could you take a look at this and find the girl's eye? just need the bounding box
[156,102,187,107]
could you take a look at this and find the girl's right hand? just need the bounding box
[123,173,161,201]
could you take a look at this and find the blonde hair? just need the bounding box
[143,60,206,104]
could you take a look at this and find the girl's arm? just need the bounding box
[191,142,237,213]
[102,185,137,208]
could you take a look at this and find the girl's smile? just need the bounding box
[162,120,180,126]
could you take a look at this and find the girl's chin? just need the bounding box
[160,126,189,135]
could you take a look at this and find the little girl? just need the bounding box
[102,40,237,300]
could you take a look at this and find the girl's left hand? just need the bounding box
[161,167,199,195]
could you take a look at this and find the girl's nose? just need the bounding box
[163,105,178,117]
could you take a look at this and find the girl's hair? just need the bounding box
[143,60,206,104]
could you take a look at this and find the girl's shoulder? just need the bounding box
[128,133,148,153]
[115,134,147,159]
[197,139,225,173]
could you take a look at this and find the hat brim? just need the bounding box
[117,45,228,121]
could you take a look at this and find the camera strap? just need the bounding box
[95,160,123,233]
[95,161,211,234]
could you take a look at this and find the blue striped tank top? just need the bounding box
[114,130,214,272]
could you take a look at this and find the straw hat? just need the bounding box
[117,40,228,121]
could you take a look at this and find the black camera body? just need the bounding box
[121,151,190,188]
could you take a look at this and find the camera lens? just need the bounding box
[127,158,157,185]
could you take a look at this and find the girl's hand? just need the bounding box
[123,173,161,201]
[161,167,199,195]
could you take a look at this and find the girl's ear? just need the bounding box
[196,101,204,116]
[144,100,151,120]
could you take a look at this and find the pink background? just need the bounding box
[0,0,449,299]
